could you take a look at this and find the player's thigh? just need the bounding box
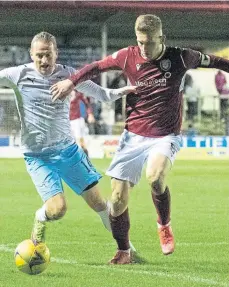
[58,143,101,195]
[146,134,181,181]
[146,153,172,182]
[24,155,63,202]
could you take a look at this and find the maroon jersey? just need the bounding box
[69,91,92,121]
[70,46,229,137]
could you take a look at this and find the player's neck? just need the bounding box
[141,44,166,61]
[152,44,166,61]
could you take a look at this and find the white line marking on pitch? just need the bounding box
[0,244,227,287]
[4,241,228,247]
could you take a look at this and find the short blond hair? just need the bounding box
[31,31,57,50]
[135,14,162,34]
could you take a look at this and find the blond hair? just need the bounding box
[135,14,162,34]
[30,31,57,50]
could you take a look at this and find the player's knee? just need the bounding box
[146,169,162,183]
[111,189,123,205]
[110,190,128,216]
[151,179,165,195]
[51,203,67,220]
[111,180,127,202]
[146,170,165,193]
[46,198,67,220]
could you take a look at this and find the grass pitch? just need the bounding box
[0,159,228,287]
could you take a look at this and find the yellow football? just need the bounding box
[14,239,50,275]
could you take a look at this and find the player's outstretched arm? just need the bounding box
[74,80,137,102]
[51,49,127,102]
[110,86,138,100]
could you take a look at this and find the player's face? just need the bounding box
[136,30,164,60]
[30,40,58,76]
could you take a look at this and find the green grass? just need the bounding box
[0,159,228,287]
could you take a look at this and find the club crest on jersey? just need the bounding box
[160,59,171,71]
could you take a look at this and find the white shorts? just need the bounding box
[106,130,182,185]
[70,118,88,139]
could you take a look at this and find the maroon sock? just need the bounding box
[109,208,130,250]
[152,186,171,225]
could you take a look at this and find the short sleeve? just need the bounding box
[181,49,202,70]
[0,66,21,87]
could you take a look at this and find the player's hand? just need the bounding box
[50,79,75,102]
[87,113,95,124]
[118,85,138,96]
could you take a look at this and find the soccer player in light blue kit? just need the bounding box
[0,32,136,251]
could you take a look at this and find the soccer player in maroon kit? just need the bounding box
[70,90,95,156]
[51,14,229,264]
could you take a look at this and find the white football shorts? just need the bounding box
[70,117,88,139]
[106,129,182,185]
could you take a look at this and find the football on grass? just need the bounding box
[14,239,50,275]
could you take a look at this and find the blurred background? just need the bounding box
[0,0,229,159]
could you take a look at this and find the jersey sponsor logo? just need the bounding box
[160,59,171,71]
[200,54,210,67]
[136,77,167,88]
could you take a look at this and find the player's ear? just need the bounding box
[29,48,34,61]
[161,35,166,44]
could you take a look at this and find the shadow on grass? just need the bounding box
[85,252,151,266]
[132,252,150,264]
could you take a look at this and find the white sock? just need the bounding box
[119,248,131,255]
[97,201,111,232]
[35,205,48,222]
[157,221,171,228]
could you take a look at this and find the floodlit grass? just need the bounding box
[0,159,228,287]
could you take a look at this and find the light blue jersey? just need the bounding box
[0,62,123,153]
[0,62,122,200]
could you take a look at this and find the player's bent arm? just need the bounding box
[50,49,128,102]
[76,80,136,102]
[70,49,128,86]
